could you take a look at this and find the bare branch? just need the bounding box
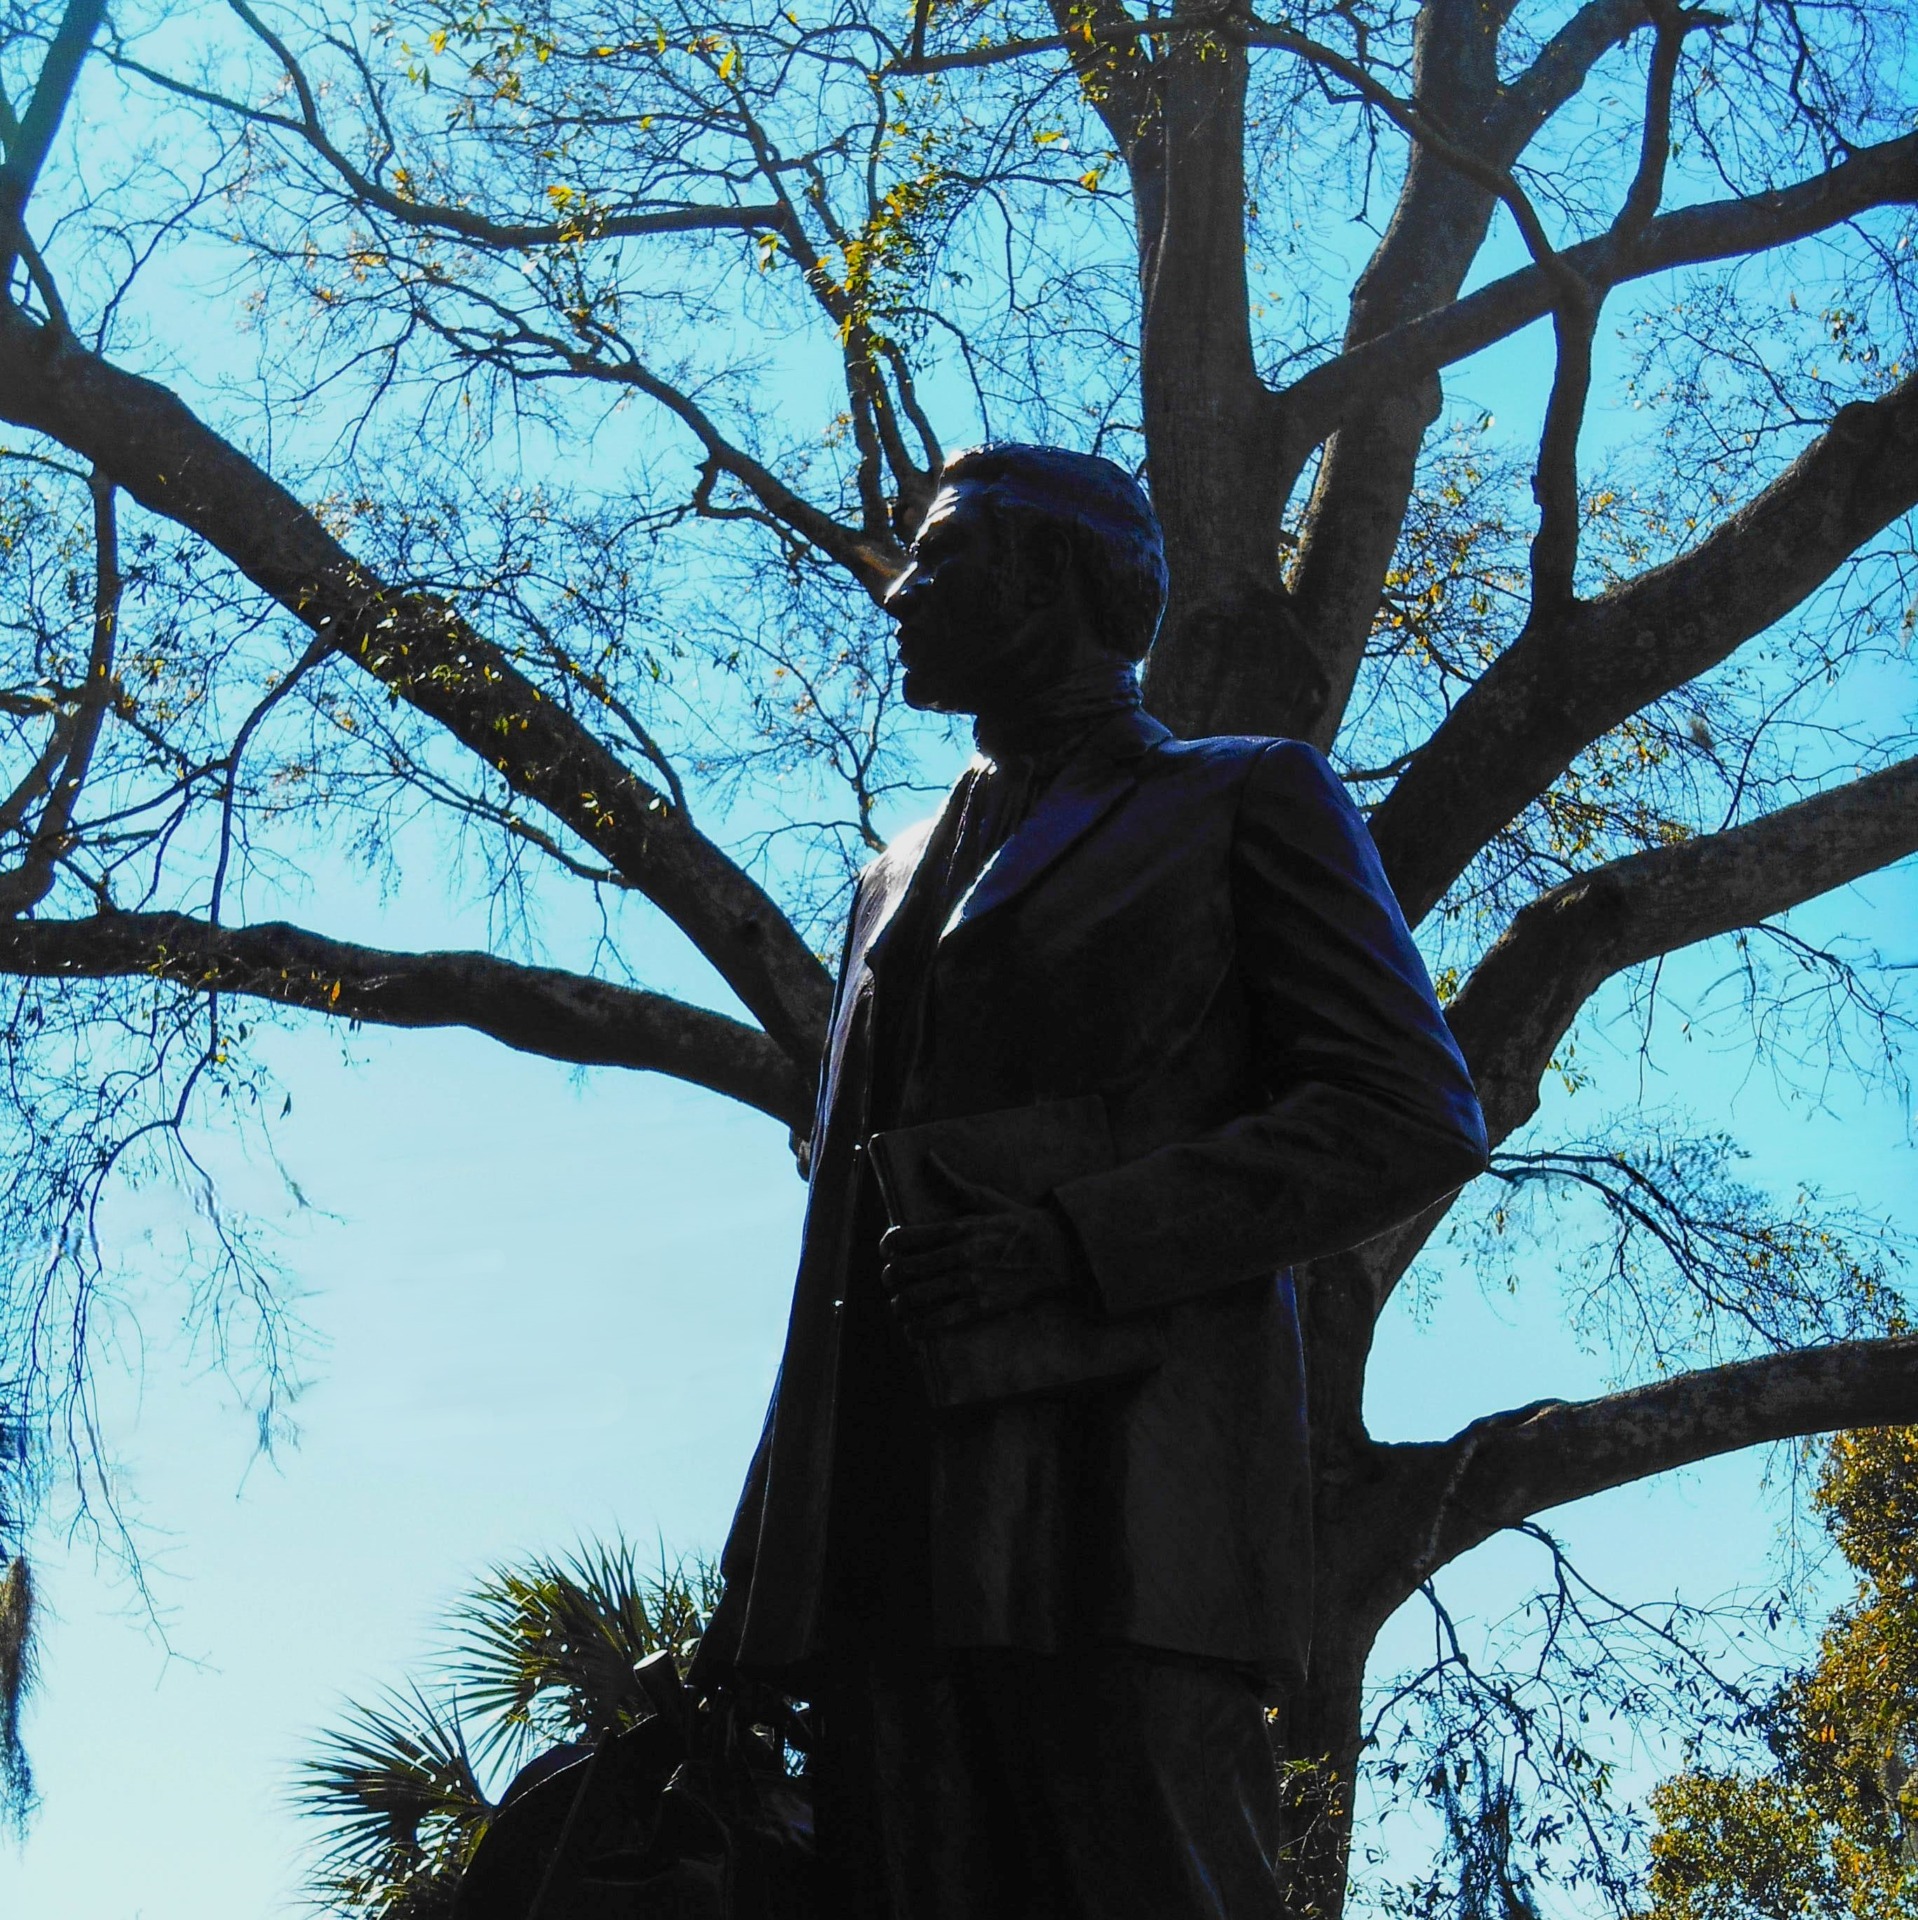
[1614,8,1689,238]
[0,0,106,286]
[117,18,906,569]
[894,9,1567,267]
[0,719,70,837]
[1386,1334,1918,1600]
[0,911,813,1128]
[1447,754,1918,1147]
[1489,0,1653,150]
[0,467,119,914]
[407,280,895,588]
[1519,9,1689,620]
[1521,4,1689,621]
[1277,132,1918,457]
[1373,370,1918,925]
[108,37,784,250]
[0,305,836,1063]
[1327,754,1918,1335]
[1525,289,1599,617]
[584,353,899,589]
[1272,0,1593,747]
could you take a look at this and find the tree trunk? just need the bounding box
[1276,1629,1372,1918]
[1283,0,1513,748]
[1135,2,1315,740]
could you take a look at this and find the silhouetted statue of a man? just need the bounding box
[703,445,1488,1916]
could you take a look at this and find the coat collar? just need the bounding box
[857,706,1170,974]
[942,705,1169,942]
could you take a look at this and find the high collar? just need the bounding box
[971,660,1143,767]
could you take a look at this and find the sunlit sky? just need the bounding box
[1,12,1915,1920]
[8,897,1912,1920]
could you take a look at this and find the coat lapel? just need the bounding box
[941,708,1169,943]
[859,765,983,979]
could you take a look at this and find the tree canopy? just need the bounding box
[0,0,1914,1908]
[1646,1426,1918,1920]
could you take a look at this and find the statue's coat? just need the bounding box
[710,707,1487,1688]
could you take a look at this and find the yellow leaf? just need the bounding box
[718,45,737,78]
[428,28,448,53]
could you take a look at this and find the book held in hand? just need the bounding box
[866,1095,1164,1409]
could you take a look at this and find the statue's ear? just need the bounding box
[1018,521,1075,610]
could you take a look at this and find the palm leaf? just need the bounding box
[448,1540,718,1753]
[294,1684,493,1919]
[295,1540,724,1914]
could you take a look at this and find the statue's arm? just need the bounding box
[1052,740,1489,1316]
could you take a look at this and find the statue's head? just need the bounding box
[884,443,1168,716]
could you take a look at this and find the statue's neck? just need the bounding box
[972,659,1140,765]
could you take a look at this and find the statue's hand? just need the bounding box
[880,1158,1090,1335]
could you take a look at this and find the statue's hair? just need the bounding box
[936,443,1168,661]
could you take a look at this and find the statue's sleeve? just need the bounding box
[1051,739,1489,1317]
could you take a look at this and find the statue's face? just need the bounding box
[884,480,1032,715]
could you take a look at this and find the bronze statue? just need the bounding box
[701,444,1489,1917]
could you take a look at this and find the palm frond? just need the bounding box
[296,1541,724,1915]
[294,1684,493,1920]
[448,1539,718,1752]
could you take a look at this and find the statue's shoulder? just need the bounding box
[1140,733,1352,826]
[1143,730,1326,782]
[1151,730,1288,764]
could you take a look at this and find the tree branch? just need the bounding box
[1276,131,1918,457]
[1039,0,1161,186]
[1613,6,1688,239]
[1326,754,1918,1337]
[0,0,106,286]
[1488,0,1653,150]
[1520,7,1685,620]
[0,305,835,1064]
[1277,0,1562,745]
[1372,369,1918,925]
[118,15,894,590]
[0,467,118,914]
[1386,1334,1918,1599]
[1525,288,1599,616]
[0,910,814,1128]
[589,351,899,589]
[108,36,783,251]
[393,279,894,590]
[1448,753,1918,1147]
[1312,751,1918,1369]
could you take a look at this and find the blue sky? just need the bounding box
[1,824,1908,1920]
[1,11,1916,1917]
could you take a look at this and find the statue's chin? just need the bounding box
[899,665,971,717]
